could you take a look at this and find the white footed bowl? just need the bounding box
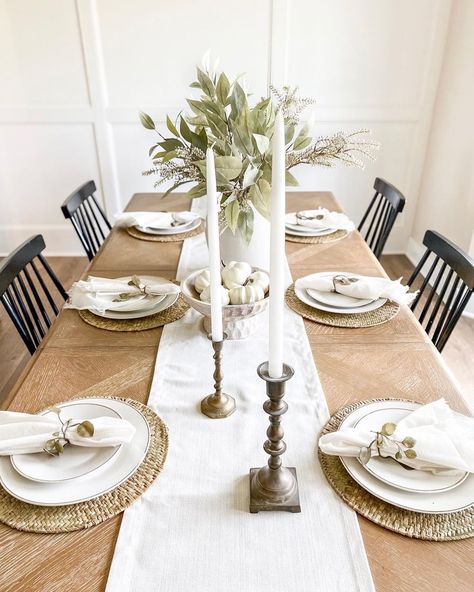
[180,268,269,340]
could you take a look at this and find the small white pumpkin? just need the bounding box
[221,261,252,289]
[247,270,270,294]
[229,284,265,305]
[200,285,230,305]
[194,269,211,293]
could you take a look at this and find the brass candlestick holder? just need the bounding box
[249,362,301,513]
[201,333,236,419]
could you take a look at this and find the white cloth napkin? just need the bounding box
[0,410,136,455]
[114,211,199,229]
[65,276,180,314]
[319,399,474,474]
[287,208,355,232]
[296,273,416,306]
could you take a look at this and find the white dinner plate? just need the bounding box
[352,405,469,493]
[337,400,474,513]
[92,276,178,320]
[295,272,387,315]
[285,225,337,237]
[0,398,151,506]
[136,217,201,235]
[11,402,123,483]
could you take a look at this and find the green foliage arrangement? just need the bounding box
[140,65,378,243]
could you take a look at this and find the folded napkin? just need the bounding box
[65,276,180,314]
[114,211,200,229]
[0,410,135,455]
[288,209,355,232]
[296,273,416,306]
[319,399,474,474]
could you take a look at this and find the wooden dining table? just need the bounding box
[0,191,472,592]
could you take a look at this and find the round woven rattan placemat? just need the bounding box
[126,221,205,242]
[78,294,189,331]
[319,398,474,541]
[285,284,399,328]
[285,229,348,244]
[0,397,169,533]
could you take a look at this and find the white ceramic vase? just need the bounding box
[219,206,270,271]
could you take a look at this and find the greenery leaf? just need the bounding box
[139,112,155,130]
[238,207,254,245]
[253,133,270,155]
[214,156,242,180]
[225,200,240,232]
[402,436,416,449]
[381,422,397,436]
[166,115,179,137]
[216,72,230,104]
[186,183,207,198]
[242,164,262,189]
[285,170,299,187]
[76,420,95,438]
[158,138,183,151]
[197,68,215,97]
[230,82,247,119]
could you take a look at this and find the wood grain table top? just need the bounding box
[1,192,472,592]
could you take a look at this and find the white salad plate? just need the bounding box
[92,276,178,320]
[11,402,123,483]
[295,272,386,315]
[352,405,469,494]
[136,217,200,235]
[337,400,474,513]
[0,398,150,506]
[306,286,374,309]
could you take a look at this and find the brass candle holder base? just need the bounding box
[201,334,236,419]
[249,362,301,513]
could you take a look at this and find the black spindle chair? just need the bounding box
[61,180,111,261]
[407,230,474,352]
[358,177,406,259]
[0,235,68,354]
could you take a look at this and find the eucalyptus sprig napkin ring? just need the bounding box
[43,406,95,456]
[0,408,136,456]
[319,399,474,475]
[358,422,417,468]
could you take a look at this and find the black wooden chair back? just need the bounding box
[61,180,111,261]
[407,230,474,352]
[358,177,406,258]
[0,235,68,354]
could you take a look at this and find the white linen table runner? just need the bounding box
[106,199,374,592]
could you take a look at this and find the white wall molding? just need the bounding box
[0,0,458,257]
[75,0,122,216]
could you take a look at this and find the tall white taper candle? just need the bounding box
[206,147,223,342]
[268,111,285,378]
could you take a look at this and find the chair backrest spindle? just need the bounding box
[61,180,111,261]
[358,177,406,259]
[408,230,474,352]
[0,235,68,354]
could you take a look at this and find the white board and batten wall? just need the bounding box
[0,0,456,260]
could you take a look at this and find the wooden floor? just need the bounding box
[0,254,472,406]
